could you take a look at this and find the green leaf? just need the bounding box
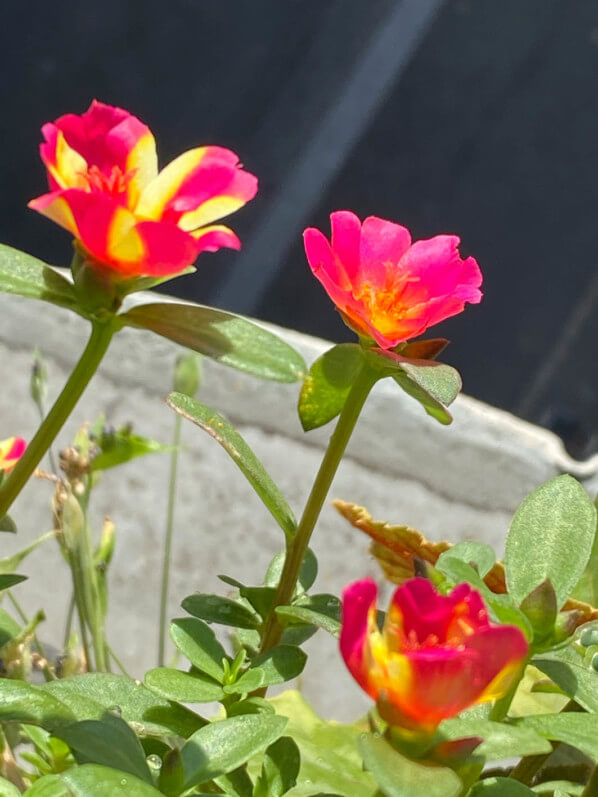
[226,646,307,694]
[0,608,21,647]
[571,495,598,605]
[170,617,227,682]
[435,556,532,636]
[298,344,364,431]
[0,680,75,729]
[0,573,27,590]
[91,429,172,471]
[263,690,375,796]
[144,668,224,703]
[41,673,203,739]
[227,697,275,717]
[276,594,341,637]
[436,541,496,578]
[180,714,287,790]
[357,734,462,797]
[56,714,152,783]
[254,736,300,797]
[215,766,254,797]
[469,778,536,795]
[505,475,597,609]
[118,302,306,382]
[519,580,558,643]
[238,586,277,620]
[531,782,583,795]
[516,712,598,759]
[438,717,551,761]
[265,549,317,593]
[534,644,598,713]
[27,764,163,795]
[182,593,261,629]
[0,531,54,574]
[0,514,17,533]
[167,394,296,539]
[0,245,82,314]
[0,776,21,796]
[365,349,461,425]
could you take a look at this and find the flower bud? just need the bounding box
[30,349,48,406]
[174,353,201,397]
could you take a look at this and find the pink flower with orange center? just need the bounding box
[304,211,483,349]
[0,438,26,474]
[340,578,528,731]
[29,100,258,278]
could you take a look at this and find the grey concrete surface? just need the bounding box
[0,291,595,721]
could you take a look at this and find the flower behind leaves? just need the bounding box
[340,577,527,731]
[0,438,26,473]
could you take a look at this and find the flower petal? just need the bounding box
[110,220,200,276]
[340,579,379,695]
[330,210,363,283]
[359,216,412,287]
[0,437,26,473]
[191,224,241,252]
[136,146,257,228]
[40,126,88,191]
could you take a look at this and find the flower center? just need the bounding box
[353,266,420,330]
[80,165,137,201]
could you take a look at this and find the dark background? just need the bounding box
[2,0,598,457]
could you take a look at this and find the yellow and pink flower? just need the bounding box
[0,437,26,473]
[29,100,258,277]
[304,211,482,349]
[340,578,527,731]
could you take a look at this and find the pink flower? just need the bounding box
[340,578,527,731]
[304,211,482,349]
[29,100,258,278]
[0,438,26,473]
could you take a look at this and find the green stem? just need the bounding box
[34,398,59,476]
[78,481,107,672]
[0,321,114,518]
[582,762,598,796]
[6,591,54,681]
[259,364,376,655]
[489,662,527,722]
[158,414,182,667]
[63,593,76,649]
[509,699,579,785]
[107,644,132,678]
[68,548,92,670]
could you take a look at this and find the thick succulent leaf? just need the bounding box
[0,680,75,730]
[298,344,364,431]
[56,713,152,783]
[144,668,224,703]
[258,690,376,797]
[516,712,598,760]
[505,475,596,609]
[170,617,227,683]
[182,593,261,629]
[438,717,551,761]
[276,594,341,637]
[118,302,306,382]
[27,764,163,795]
[0,244,82,315]
[358,733,462,797]
[41,673,203,738]
[226,646,307,694]
[168,393,296,539]
[180,714,287,790]
[254,736,301,797]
